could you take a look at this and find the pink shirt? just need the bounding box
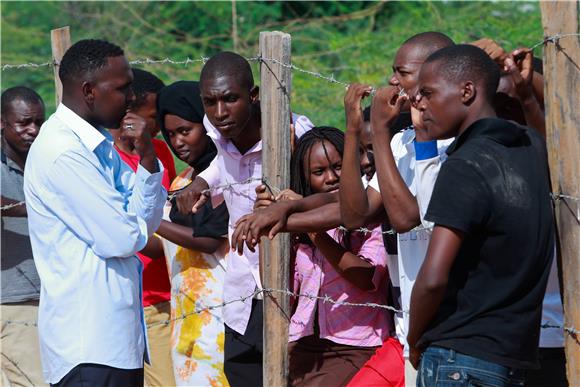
[199,114,314,334]
[289,226,391,347]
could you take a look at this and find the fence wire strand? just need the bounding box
[2,289,578,339]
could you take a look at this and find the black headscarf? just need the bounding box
[157,81,228,239]
[157,80,217,173]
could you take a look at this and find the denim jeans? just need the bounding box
[417,346,525,387]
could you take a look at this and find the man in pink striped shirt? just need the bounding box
[175,52,313,387]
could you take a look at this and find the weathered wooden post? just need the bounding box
[540,1,580,383]
[259,31,292,387]
[50,26,71,106]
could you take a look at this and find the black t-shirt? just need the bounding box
[418,118,554,370]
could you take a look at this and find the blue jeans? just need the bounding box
[417,346,525,387]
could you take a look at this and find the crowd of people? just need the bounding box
[0,30,567,387]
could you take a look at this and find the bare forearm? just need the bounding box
[156,219,225,254]
[288,191,338,213]
[408,226,464,349]
[340,132,371,228]
[531,71,544,109]
[312,232,375,290]
[520,95,546,138]
[285,203,342,233]
[372,131,420,232]
[140,235,164,259]
[139,151,159,174]
[408,275,447,349]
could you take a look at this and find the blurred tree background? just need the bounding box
[1,1,544,170]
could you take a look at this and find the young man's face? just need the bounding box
[390,43,426,97]
[416,61,464,140]
[90,56,134,129]
[1,99,45,155]
[200,75,257,141]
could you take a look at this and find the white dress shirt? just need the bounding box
[199,114,313,334]
[368,128,453,357]
[23,104,166,383]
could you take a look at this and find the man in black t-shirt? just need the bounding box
[407,44,554,386]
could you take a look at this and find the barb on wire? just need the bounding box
[551,192,580,202]
[339,224,430,236]
[259,56,350,89]
[256,56,290,98]
[529,33,580,51]
[264,288,404,314]
[541,322,580,337]
[1,201,26,211]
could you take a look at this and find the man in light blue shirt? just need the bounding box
[23,39,166,386]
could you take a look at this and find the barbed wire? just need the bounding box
[3,292,577,339]
[1,61,54,70]
[128,57,208,66]
[541,323,580,337]
[529,33,580,51]
[149,287,407,328]
[551,193,580,202]
[6,192,580,216]
[0,201,26,211]
[2,33,578,93]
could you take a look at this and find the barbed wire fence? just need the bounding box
[3,287,579,339]
[2,32,579,338]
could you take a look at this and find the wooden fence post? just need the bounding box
[51,26,71,106]
[540,2,580,384]
[259,31,292,387]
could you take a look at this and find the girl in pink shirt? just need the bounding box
[285,127,393,386]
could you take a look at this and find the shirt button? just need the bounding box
[449,372,461,381]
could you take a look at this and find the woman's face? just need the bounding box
[163,114,208,164]
[306,140,342,194]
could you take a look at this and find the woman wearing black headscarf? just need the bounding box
[153,81,229,386]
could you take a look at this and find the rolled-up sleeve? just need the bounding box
[44,151,165,258]
[355,227,388,291]
[129,163,166,236]
[414,140,440,230]
[198,156,221,194]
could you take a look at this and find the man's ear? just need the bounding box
[250,86,260,104]
[82,81,95,106]
[462,81,476,105]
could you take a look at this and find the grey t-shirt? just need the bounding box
[1,152,41,303]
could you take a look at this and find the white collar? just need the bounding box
[54,103,107,152]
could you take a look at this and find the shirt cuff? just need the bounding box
[414,140,438,161]
[135,160,165,188]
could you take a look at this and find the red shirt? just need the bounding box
[114,139,176,306]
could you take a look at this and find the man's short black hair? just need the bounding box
[199,51,254,91]
[402,31,455,58]
[59,39,124,84]
[131,68,165,109]
[1,86,45,115]
[425,44,500,102]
